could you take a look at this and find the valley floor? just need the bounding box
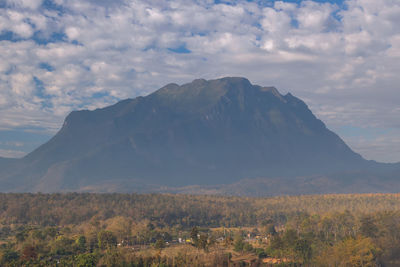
[1,193,400,266]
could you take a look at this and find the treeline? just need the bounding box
[2,193,400,227]
[1,193,400,266]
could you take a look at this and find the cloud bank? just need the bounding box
[0,0,399,162]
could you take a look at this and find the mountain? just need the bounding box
[0,77,399,193]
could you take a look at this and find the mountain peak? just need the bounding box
[154,77,278,102]
[0,77,374,193]
[216,76,251,84]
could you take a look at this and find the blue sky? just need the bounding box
[1,0,400,162]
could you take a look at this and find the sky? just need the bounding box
[0,0,399,163]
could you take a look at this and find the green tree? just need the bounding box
[243,242,253,252]
[265,224,277,236]
[255,248,267,259]
[154,238,165,249]
[76,235,87,252]
[190,226,199,243]
[75,253,97,267]
[316,236,380,266]
[233,234,245,252]
[197,233,209,251]
[44,227,58,238]
[295,238,312,263]
[283,229,298,247]
[15,231,27,243]
[1,249,19,265]
[51,236,74,255]
[98,230,117,250]
[360,216,379,238]
[101,249,124,267]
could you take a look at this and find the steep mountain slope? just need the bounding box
[0,77,397,193]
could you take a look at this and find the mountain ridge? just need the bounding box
[0,77,399,194]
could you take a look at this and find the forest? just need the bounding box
[1,193,400,266]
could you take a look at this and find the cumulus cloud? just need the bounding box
[0,0,399,162]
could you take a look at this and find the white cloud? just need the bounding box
[296,1,334,32]
[0,0,400,162]
[10,73,34,96]
[65,27,80,40]
[0,148,26,158]
[261,7,291,34]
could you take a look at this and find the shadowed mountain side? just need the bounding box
[0,77,398,193]
[0,157,16,167]
[38,171,400,196]
[0,157,19,176]
[151,172,400,197]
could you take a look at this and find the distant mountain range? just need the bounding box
[1,77,399,194]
